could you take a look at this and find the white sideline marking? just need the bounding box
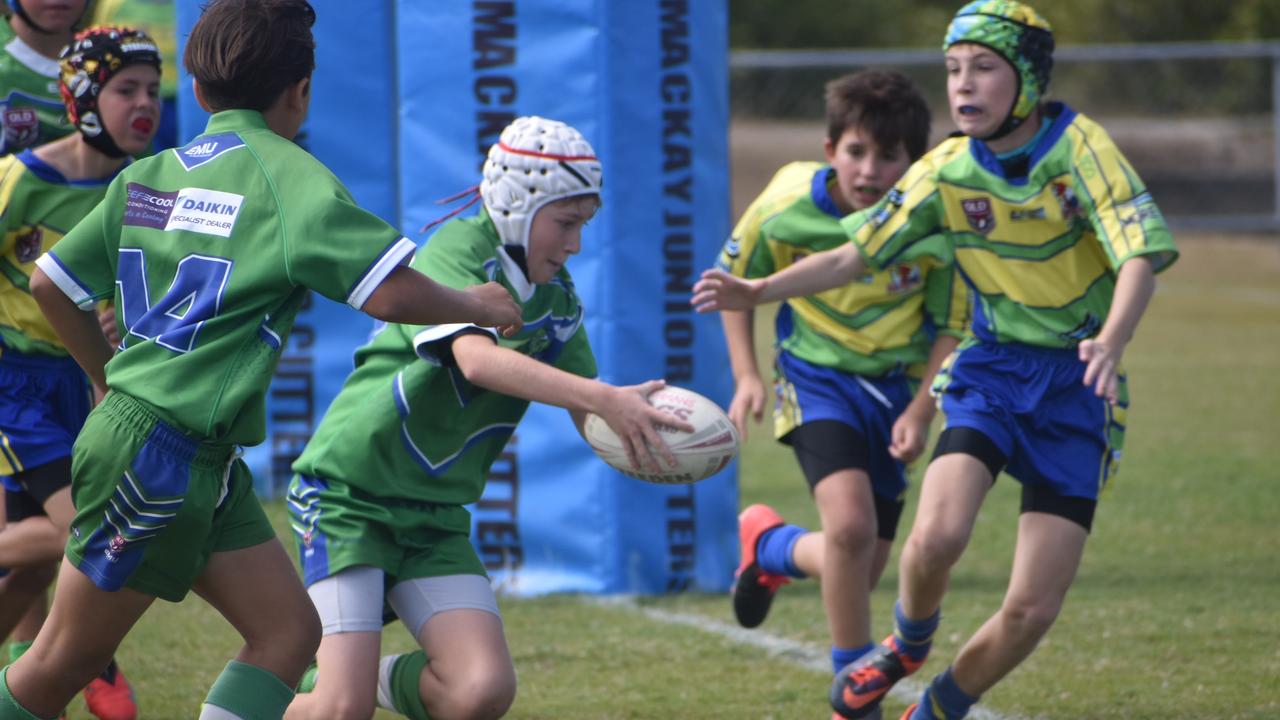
[588,596,1019,720]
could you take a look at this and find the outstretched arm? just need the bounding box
[691,242,868,312]
[1079,256,1156,403]
[450,334,694,472]
[363,266,523,337]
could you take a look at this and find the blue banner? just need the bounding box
[176,0,734,595]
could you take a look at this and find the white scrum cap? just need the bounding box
[480,116,603,253]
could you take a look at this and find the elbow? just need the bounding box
[452,345,489,386]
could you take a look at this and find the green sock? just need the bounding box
[377,651,429,720]
[5,643,31,666]
[0,666,45,720]
[295,663,318,694]
[201,661,294,720]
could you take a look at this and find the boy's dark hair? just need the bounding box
[184,0,316,112]
[825,70,931,161]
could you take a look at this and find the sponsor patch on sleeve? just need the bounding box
[123,183,244,238]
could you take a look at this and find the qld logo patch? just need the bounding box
[2,107,38,150]
[13,226,43,263]
[886,263,922,294]
[123,183,244,238]
[961,197,995,235]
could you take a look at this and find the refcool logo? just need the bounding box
[164,188,245,238]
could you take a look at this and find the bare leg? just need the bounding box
[0,568,54,642]
[5,558,154,717]
[897,453,992,620]
[418,609,515,720]
[950,511,1087,695]
[0,488,74,569]
[791,469,882,648]
[192,538,322,687]
[284,631,381,720]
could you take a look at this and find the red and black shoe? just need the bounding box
[830,636,926,719]
[731,504,790,628]
[83,660,137,720]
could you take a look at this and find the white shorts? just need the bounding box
[307,565,501,639]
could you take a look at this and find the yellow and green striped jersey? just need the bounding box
[846,103,1177,349]
[0,150,120,355]
[716,162,969,377]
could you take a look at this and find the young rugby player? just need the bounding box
[3,2,521,719]
[718,70,968,712]
[0,26,160,720]
[284,115,689,720]
[0,0,89,701]
[1,0,87,156]
[693,2,1177,718]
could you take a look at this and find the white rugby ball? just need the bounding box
[583,385,739,484]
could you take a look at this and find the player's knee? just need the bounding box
[440,667,516,720]
[825,516,877,557]
[905,524,966,571]
[296,607,323,661]
[999,595,1062,640]
[263,605,321,674]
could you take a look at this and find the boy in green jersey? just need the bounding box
[693,3,1177,718]
[718,70,969,708]
[1,0,89,156]
[0,26,160,720]
[284,116,689,720]
[3,2,521,719]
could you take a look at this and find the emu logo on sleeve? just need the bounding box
[175,133,245,171]
[961,197,995,235]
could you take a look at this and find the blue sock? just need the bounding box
[756,524,806,578]
[831,642,875,675]
[892,600,940,662]
[913,668,978,720]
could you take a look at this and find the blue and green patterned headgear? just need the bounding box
[944,0,1054,140]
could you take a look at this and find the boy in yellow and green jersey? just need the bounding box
[693,3,1176,718]
[716,70,969,713]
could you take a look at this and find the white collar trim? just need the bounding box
[5,36,59,78]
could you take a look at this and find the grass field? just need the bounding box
[42,234,1280,719]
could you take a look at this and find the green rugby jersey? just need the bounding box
[846,103,1177,349]
[0,150,122,355]
[293,210,596,512]
[0,18,71,156]
[717,162,968,377]
[36,110,416,444]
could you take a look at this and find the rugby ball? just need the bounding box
[583,386,739,484]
